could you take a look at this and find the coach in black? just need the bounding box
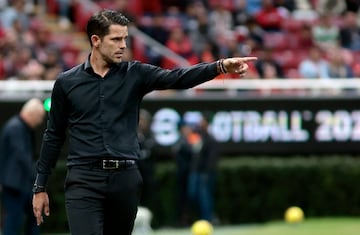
[32,9,256,235]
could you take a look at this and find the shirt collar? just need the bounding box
[84,54,124,73]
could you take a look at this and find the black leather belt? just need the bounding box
[97,159,137,170]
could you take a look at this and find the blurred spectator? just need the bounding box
[297,23,315,49]
[0,0,30,31]
[172,122,194,226]
[56,0,72,29]
[344,0,360,13]
[326,47,354,78]
[198,39,218,63]
[186,2,213,57]
[222,35,243,58]
[140,13,169,66]
[160,0,188,11]
[105,0,139,23]
[274,0,297,12]
[254,0,286,32]
[42,46,67,80]
[187,114,219,223]
[0,56,5,80]
[4,17,33,46]
[161,26,198,69]
[163,5,187,31]
[28,22,60,69]
[242,17,265,51]
[232,0,252,26]
[0,0,7,10]
[315,0,346,15]
[298,45,330,79]
[245,0,263,15]
[352,62,360,78]
[137,109,160,222]
[0,98,45,235]
[312,13,340,50]
[339,11,360,51]
[2,45,33,79]
[105,0,162,16]
[254,47,284,78]
[208,2,234,56]
[19,59,45,80]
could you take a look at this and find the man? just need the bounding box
[32,9,257,235]
[0,98,45,235]
[187,115,219,223]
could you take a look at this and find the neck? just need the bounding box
[90,51,110,78]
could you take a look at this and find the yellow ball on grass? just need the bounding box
[284,206,304,224]
[191,220,213,235]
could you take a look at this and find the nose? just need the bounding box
[120,39,127,49]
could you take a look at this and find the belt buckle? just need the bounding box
[102,160,119,170]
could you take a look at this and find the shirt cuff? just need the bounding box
[34,173,49,187]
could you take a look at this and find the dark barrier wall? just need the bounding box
[143,95,360,155]
[1,95,360,156]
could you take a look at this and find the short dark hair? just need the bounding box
[86,9,130,46]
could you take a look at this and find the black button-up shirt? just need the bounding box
[35,58,218,185]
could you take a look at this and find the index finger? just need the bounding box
[33,206,44,225]
[239,57,258,62]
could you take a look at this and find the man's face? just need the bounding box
[98,24,128,64]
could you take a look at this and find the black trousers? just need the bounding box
[64,164,143,235]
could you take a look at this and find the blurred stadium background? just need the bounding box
[2,0,360,234]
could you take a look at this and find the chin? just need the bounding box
[113,58,122,63]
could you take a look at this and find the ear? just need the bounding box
[91,35,101,47]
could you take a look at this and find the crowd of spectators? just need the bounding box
[1,0,360,81]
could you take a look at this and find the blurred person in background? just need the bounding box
[311,13,339,50]
[326,46,354,78]
[172,121,194,227]
[137,109,160,223]
[0,0,30,31]
[42,46,67,80]
[339,11,360,51]
[344,0,360,12]
[208,2,234,57]
[315,0,346,15]
[186,2,216,59]
[254,46,284,78]
[0,98,45,235]
[187,114,219,223]
[139,13,169,66]
[298,44,330,79]
[56,0,72,29]
[232,0,252,26]
[29,22,59,68]
[254,0,286,32]
[245,0,263,15]
[296,23,315,49]
[162,25,199,69]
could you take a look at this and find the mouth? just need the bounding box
[115,52,123,58]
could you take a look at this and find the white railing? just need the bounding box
[196,78,360,90]
[0,80,55,91]
[1,79,360,99]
